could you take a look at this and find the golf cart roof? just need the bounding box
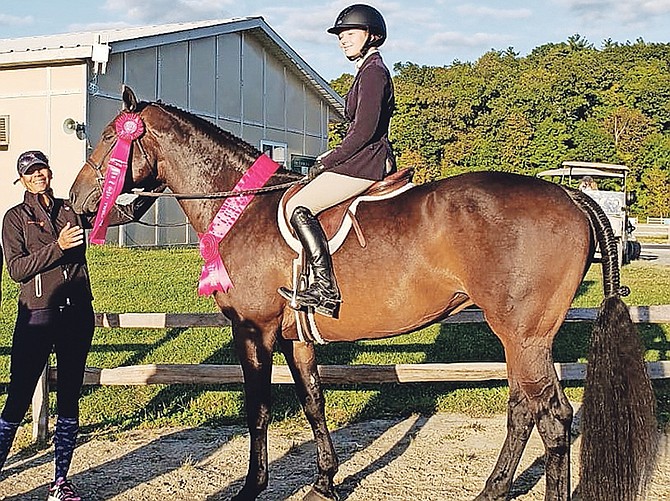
[537,161,629,179]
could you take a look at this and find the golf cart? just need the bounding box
[537,161,640,266]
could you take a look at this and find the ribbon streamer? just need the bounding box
[198,154,280,295]
[89,112,145,244]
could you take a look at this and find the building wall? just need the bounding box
[0,27,335,247]
[86,30,331,246]
[89,31,329,159]
[0,64,87,217]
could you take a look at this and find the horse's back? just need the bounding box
[366,170,592,263]
[316,171,592,341]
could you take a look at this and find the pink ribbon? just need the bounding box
[198,154,280,295]
[89,112,145,244]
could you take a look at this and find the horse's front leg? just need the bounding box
[231,320,276,501]
[278,335,339,501]
[476,378,535,501]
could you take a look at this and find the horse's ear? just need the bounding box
[122,86,138,112]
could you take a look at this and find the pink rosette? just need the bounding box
[199,232,220,262]
[115,112,145,141]
[197,154,281,296]
[198,233,232,295]
[89,112,146,244]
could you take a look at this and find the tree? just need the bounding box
[327,73,354,149]
[326,37,670,218]
[569,119,617,163]
[640,165,670,217]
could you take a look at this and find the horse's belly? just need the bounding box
[315,279,468,342]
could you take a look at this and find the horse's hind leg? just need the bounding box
[511,345,573,501]
[476,379,535,501]
[278,336,338,501]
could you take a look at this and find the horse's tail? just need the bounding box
[566,189,658,500]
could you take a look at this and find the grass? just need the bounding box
[1,246,669,436]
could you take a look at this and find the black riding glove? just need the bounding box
[308,160,328,181]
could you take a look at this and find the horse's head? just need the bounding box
[69,86,164,222]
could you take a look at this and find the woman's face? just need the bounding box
[20,165,52,194]
[338,28,368,59]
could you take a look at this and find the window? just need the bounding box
[0,115,8,147]
[260,140,287,167]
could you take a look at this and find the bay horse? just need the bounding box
[69,87,657,501]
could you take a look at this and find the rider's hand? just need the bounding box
[57,222,85,250]
[308,160,327,181]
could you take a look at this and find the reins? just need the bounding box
[129,176,305,200]
[85,125,305,201]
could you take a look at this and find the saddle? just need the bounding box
[278,168,414,344]
[278,168,414,254]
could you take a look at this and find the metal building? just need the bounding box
[0,18,344,246]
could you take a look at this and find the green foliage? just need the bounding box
[327,73,354,150]
[331,37,670,212]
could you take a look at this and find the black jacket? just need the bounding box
[2,190,93,310]
[322,51,395,181]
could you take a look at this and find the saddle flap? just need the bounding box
[281,168,414,240]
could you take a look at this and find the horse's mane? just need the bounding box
[136,99,300,184]
[144,100,263,161]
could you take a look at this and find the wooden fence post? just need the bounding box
[31,364,49,446]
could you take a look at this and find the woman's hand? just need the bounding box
[308,160,328,181]
[58,222,85,250]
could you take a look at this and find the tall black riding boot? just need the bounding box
[278,206,342,317]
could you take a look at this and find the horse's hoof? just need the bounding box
[230,486,260,501]
[302,486,339,501]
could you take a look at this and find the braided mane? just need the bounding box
[146,100,263,164]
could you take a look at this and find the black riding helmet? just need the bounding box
[327,4,387,47]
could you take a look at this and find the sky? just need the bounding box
[2,1,670,82]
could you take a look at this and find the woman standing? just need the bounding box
[1,150,94,501]
[279,4,396,317]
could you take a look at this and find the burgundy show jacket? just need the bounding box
[321,52,395,181]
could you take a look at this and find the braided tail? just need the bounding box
[565,189,657,500]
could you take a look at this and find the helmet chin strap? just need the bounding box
[347,32,374,62]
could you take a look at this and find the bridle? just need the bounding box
[82,121,167,226]
[84,112,304,203]
[84,133,155,192]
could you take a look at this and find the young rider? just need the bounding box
[279,4,396,317]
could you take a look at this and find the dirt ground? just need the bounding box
[1,408,668,500]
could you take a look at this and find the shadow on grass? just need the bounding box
[78,326,243,434]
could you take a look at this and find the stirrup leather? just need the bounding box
[278,253,341,318]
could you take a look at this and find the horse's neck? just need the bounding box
[161,147,254,234]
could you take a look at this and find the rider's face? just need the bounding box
[338,28,368,59]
